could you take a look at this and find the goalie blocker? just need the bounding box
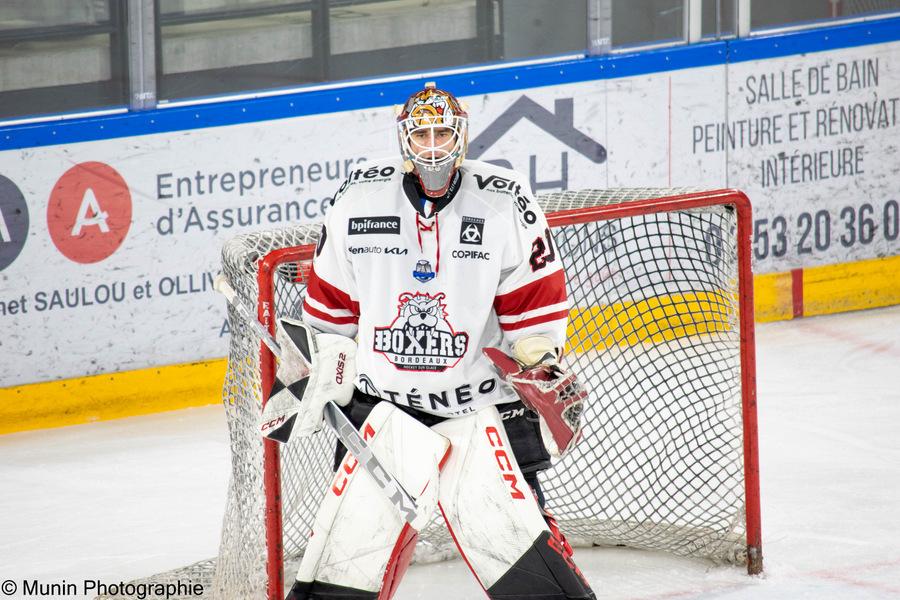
[287,396,595,600]
[261,318,357,443]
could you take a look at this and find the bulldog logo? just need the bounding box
[373,292,469,372]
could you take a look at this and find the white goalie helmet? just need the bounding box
[396,82,468,197]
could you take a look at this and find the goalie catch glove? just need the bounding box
[483,335,587,458]
[260,318,357,443]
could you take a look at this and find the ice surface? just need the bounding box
[2,306,899,599]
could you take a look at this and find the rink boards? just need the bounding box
[1,17,899,432]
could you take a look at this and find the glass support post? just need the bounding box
[127,0,156,110]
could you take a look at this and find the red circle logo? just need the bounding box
[47,162,132,263]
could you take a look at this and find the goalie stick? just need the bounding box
[213,274,421,525]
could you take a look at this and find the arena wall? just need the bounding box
[1,17,898,434]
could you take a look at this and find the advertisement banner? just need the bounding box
[724,45,899,271]
[0,40,897,387]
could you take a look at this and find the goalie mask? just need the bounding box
[397,83,468,198]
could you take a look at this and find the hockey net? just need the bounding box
[104,188,760,600]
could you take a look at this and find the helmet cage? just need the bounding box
[396,85,468,197]
[398,116,467,194]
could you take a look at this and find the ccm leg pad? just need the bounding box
[291,401,450,597]
[286,580,377,600]
[486,531,595,600]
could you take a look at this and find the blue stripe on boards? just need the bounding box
[728,15,900,63]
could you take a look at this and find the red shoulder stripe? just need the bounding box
[302,299,359,326]
[306,263,360,315]
[494,269,566,318]
[499,309,569,331]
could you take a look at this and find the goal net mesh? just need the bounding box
[100,188,751,599]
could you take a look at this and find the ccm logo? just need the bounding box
[498,408,525,420]
[335,352,347,384]
[485,426,526,500]
[331,422,376,496]
[261,415,285,432]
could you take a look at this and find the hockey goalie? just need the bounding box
[269,83,595,600]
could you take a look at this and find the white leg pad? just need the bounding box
[294,401,451,593]
[433,407,550,590]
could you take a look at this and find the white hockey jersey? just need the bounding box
[302,158,568,418]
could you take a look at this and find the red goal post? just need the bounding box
[543,188,760,570]
[244,188,762,599]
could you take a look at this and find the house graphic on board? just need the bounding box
[468,96,607,192]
